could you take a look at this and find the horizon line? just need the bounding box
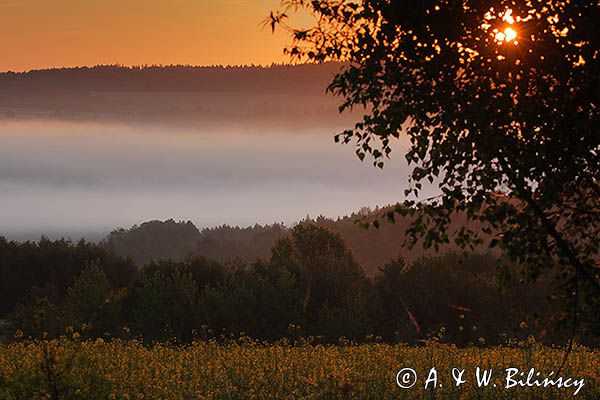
[0,61,332,75]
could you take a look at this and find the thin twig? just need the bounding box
[556,274,578,375]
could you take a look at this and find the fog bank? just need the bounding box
[0,119,434,241]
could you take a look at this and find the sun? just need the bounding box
[496,27,517,43]
[489,8,519,44]
[504,27,517,42]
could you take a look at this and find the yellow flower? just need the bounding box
[519,321,528,329]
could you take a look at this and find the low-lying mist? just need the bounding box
[0,119,434,241]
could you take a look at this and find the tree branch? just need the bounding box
[497,155,600,292]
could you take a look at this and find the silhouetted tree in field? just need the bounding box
[270,0,599,334]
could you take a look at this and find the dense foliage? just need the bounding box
[1,225,582,346]
[0,237,136,319]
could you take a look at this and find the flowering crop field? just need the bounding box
[0,339,597,399]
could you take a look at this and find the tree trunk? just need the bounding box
[302,279,312,314]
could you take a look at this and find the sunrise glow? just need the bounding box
[0,0,300,71]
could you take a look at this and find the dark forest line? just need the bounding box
[2,214,588,346]
[0,63,355,126]
[0,63,343,94]
[0,226,563,346]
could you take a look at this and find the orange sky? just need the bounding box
[1,0,302,72]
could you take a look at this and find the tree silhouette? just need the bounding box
[270,0,599,331]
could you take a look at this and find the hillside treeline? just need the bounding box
[0,63,354,126]
[0,64,342,94]
[1,224,573,346]
[103,208,483,276]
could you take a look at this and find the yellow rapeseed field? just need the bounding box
[0,338,597,399]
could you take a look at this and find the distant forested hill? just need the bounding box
[0,63,354,126]
[102,206,492,276]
